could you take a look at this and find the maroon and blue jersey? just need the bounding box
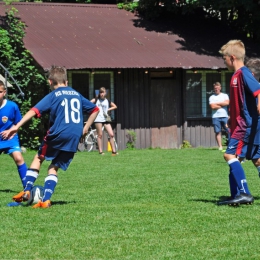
[229,66,260,144]
[0,100,22,149]
[32,86,98,152]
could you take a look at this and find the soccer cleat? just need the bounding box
[217,193,254,206]
[111,152,119,156]
[32,200,51,209]
[12,190,30,202]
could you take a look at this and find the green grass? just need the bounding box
[1,148,260,259]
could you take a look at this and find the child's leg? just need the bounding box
[12,153,43,202]
[229,173,240,198]
[227,158,251,194]
[104,124,117,153]
[33,151,74,208]
[42,164,58,202]
[24,154,44,191]
[10,151,27,188]
[95,123,103,153]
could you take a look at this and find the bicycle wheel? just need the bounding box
[77,140,86,152]
[84,134,96,152]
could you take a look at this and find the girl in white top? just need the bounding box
[91,87,118,155]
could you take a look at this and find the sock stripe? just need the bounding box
[45,175,58,183]
[227,158,239,165]
[26,170,39,178]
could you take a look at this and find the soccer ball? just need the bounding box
[26,185,44,205]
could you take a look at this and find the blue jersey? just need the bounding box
[229,66,260,144]
[0,100,22,149]
[32,86,97,152]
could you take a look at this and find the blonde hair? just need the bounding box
[213,82,221,87]
[0,80,5,89]
[97,87,106,99]
[246,58,260,81]
[219,40,245,61]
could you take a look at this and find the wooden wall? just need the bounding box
[115,68,150,150]
[183,119,217,148]
[114,68,183,150]
[113,68,219,150]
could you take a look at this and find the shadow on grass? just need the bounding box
[191,196,260,205]
[191,198,219,204]
[0,189,17,193]
[51,200,76,206]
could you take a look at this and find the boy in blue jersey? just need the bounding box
[233,59,260,186]
[225,58,260,203]
[217,40,260,206]
[1,66,99,208]
[0,81,27,197]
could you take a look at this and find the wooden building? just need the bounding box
[1,3,260,149]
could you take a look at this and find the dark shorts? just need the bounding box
[38,144,74,171]
[225,138,244,156]
[212,117,228,133]
[239,143,260,160]
[226,138,260,160]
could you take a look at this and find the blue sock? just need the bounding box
[228,158,251,195]
[24,169,39,192]
[229,173,240,198]
[42,175,58,202]
[17,163,27,188]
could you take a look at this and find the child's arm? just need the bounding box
[108,101,117,112]
[257,93,260,115]
[0,109,36,139]
[82,108,99,137]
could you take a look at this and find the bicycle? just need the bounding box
[78,125,118,152]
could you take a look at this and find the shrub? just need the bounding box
[126,129,137,149]
[181,140,192,149]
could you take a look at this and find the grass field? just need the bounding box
[1,148,260,259]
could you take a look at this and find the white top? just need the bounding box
[94,98,109,122]
[209,93,229,118]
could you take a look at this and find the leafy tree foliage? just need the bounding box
[124,0,260,42]
[0,7,49,149]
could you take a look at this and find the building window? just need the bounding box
[71,73,90,98]
[68,70,114,100]
[185,70,232,118]
[67,70,115,120]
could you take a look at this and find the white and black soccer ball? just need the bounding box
[26,185,44,205]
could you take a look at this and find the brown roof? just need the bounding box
[0,3,259,70]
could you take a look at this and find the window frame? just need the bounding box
[185,70,231,119]
[67,70,114,102]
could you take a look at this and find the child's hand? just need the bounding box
[0,126,18,140]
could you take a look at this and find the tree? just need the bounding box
[135,0,260,42]
[0,7,49,149]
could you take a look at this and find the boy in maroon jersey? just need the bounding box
[218,40,260,206]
